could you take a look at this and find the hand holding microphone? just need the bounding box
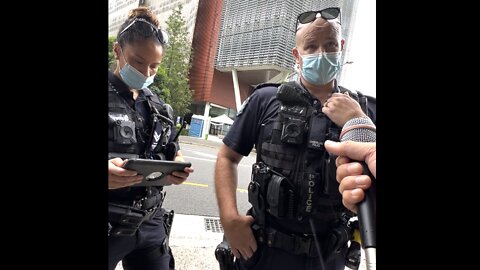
[325,140,376,212]
[324,116,377,269]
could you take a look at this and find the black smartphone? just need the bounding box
[123,158,192,186]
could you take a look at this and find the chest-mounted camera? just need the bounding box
[114,120,137,145]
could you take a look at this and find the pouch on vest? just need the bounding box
[266,174,291,218]
[307,111,328,150]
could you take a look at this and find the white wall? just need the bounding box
[340,0,376,97]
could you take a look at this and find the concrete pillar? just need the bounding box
[202,102,211,140]
[231,69,242,111]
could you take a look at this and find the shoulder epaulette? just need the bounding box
[143,88,163,104]
[338,85,359,101]
[252,82,281,92]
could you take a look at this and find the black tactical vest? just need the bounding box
[108,80,174,160]
[108,75,177,205]
[255,81,368,222]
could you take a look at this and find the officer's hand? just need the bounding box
[165,166,194,185]
[222,215,256,260]
[108,158,143,189]
[166,154,194,185]
[325,140,376,213]
[322,92,366,127]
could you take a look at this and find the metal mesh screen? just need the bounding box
[204,217,224,233]
[215,0,354,73]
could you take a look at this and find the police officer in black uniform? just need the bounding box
[215,8,376,270]
[108,7,193,270]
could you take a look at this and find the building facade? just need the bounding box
[108,0,360,137]
[189,0,359,137]
[108,0,141,37]
[108,0,200,44]
[143,0,199,43]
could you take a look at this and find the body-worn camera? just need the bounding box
[280,105,307,145]
[114,120,137,145]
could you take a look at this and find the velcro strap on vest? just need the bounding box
[260,142,295,172]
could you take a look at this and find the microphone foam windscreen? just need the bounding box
[341,117,376,143]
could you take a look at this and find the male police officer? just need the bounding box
[215,8,376,270]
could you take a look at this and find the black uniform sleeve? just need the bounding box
[223,86,278,156]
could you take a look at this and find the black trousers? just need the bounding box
[235,242,347,270]
[108,208,174,270]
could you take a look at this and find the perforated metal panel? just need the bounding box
[215,0,357,78]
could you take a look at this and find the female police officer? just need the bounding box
[107,6,193,270]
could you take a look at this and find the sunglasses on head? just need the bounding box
[295,7,341,31]
[119,17,169,45]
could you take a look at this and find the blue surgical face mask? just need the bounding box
[119,50,155,90]
[299,51,342,86]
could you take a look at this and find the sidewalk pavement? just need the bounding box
[178,135,257,153]
[115,214,223,270]
[169,214,224,269]
[115,213,368,270]
[115,135,368,270]
[178,134,224,149]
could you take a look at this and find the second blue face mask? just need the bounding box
[300,51,341,86]
[119,50,155,90]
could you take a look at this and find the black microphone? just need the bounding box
[339,117,376,267]
[356,163,376,248]
[277,83,311,106]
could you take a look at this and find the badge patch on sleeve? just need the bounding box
[236,96,251,116]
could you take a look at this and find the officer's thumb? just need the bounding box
[109,157,125,167]
[325,140,372,161]
[245,215,255,226]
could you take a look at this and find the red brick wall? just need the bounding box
[210,70,250,109]
[189,0,224,102]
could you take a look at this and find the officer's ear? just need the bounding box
[113,42,121,60]
[341,39,345,51]
[292,47,300,64]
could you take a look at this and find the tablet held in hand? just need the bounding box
[123,159,192,186]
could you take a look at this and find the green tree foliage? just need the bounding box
[108,36,116,70]
[151,4,193,118]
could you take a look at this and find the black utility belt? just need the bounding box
[108,203,160,236]
[108,192,165,236]
[252,223,351,261]
[252,225,321,257]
